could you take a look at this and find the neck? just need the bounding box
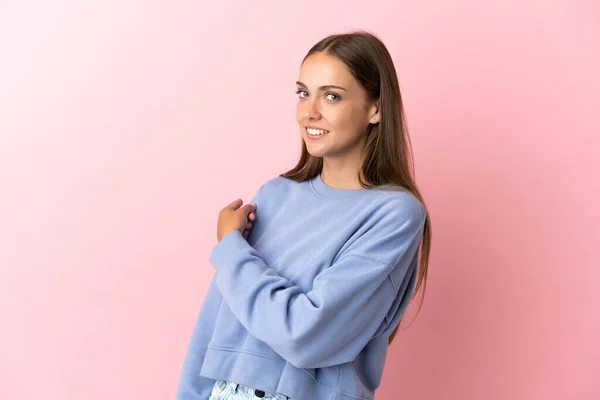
[321,159,363,190]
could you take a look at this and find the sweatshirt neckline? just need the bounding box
[310,173,372,200]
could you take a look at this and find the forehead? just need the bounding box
[297,53,357,88]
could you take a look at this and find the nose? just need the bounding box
[305,97,321,120]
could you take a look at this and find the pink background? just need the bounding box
[1,1,598,399]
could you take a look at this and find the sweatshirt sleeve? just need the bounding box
[175,278,221,400]
[209,204,426,369]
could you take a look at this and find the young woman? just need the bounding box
[176,30,432,400]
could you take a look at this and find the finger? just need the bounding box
[246,222,253,230]
[226,198,243,210]
[241,203,257,216]
[248,213,255,221]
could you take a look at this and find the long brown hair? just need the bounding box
[280,30,432,346]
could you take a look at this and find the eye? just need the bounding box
[326,93,341,102]
[295,90,308,98]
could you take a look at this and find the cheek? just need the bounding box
[330,105,359,130]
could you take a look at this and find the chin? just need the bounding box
[303,140,326,157]
[306,149,326,158]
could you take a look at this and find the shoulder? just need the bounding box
[258,175,292,191]
[368,187,427,229]
[336,189,426,265]
[252,175,303,200]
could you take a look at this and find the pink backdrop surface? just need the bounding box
[0,1,598,399]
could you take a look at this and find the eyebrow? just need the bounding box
[296,81,347,92]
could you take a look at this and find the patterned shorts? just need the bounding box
[209,379,290,400]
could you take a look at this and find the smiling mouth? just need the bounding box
[306,127,329,136]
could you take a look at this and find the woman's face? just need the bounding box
[295,52,379,160]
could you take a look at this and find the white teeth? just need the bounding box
[307,127,328,136]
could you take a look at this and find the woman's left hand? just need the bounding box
[217,198,257,242]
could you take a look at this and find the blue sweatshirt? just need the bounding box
[176,173,426,400]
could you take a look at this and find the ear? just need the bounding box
[368,100,380,124]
